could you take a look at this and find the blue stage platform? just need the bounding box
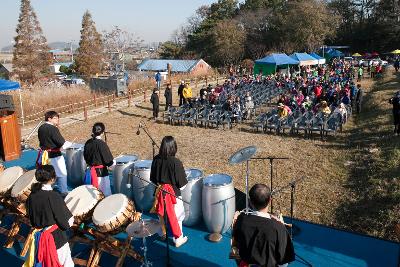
[1,149,399,267]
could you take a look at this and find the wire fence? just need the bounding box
[19,75,223,126]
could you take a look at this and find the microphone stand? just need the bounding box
[137,123,159,158]
[129,171,189,267]
[272,177,312,267]
[251,156,289,213]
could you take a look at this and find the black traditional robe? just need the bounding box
[26,188,73,249]
[38,123,65,158]
[83,138,114,177]
[233,213,295,267]
[150,155,188,196]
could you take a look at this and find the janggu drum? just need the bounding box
[113,154,139,197]
[182,168,204,226]
[0,166,24,197]
[65,143,86,186]
[64,185,104,225]
[202,174,235,234]
[131,160,154,212]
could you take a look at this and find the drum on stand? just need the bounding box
[113,154,139,197]
[10,170,37,215]
[65,185,104,225]
[0,166,24,197]
[202,174,235,235]
[66,143,86,187]
[131,160,154,212]
[182,168,204,226]
[92,193,135,233]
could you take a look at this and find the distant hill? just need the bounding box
[1,41,78,52]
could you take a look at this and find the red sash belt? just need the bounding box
[152,184,182,238]
[37,225,62,267]
[89,165,104,188]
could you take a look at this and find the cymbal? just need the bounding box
[126,219,161,238]
[228,146,257,165]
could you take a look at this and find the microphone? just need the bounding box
[136,122,142,135]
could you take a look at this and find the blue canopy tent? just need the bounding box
[254,53,299,75]
[0,79,24,125]
[290,53,319,66]
[309,52,326,64]
[321,48,344,61]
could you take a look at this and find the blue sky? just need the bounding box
[0,0,224,48]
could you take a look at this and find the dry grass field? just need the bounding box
[27,69,400,241]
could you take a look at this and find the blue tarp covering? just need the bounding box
[255,53,299,65]
[137,59,207,72]
[0,79,20,92]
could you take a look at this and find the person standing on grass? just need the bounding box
[155,71,162,89]
[355,84,363,114]
[394,59,399,72]
[389,91,400,135]
[357,66,363,82]
[178,81,185,106]
[150,89,160,120]
[164,83,172,111]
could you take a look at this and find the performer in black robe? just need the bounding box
[150,136,188,247]
[26,165,74,267]
[232,184,295,267]
[83,122,114,196]
[37,110,73,195]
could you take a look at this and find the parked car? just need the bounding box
[55,72,67,80]
[369,58,388,66]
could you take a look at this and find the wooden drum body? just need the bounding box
[202,174,236,234]
[182,168,204,226]
[92,193,135,234]
[65,185,104,225]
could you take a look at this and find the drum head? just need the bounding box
[116,154,139,164]
[65,185,102,217]
[186,168,203,181]
[92,193,129,226]
[0,166,24,194]
[11,169,36,198]
[134,160,152,169]
[203,174,232,187]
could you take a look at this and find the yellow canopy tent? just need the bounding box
[391,49,400,54]
[352,53,362,57]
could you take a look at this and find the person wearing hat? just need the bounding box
[178,81,185,106]
[277,103,288,118]
[150,89,160,120]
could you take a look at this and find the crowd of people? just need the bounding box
[151,58,370,131]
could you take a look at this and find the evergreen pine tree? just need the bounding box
[12,0,52,85]
[75,11,104,79]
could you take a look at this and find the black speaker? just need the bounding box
[0,95,14,111]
